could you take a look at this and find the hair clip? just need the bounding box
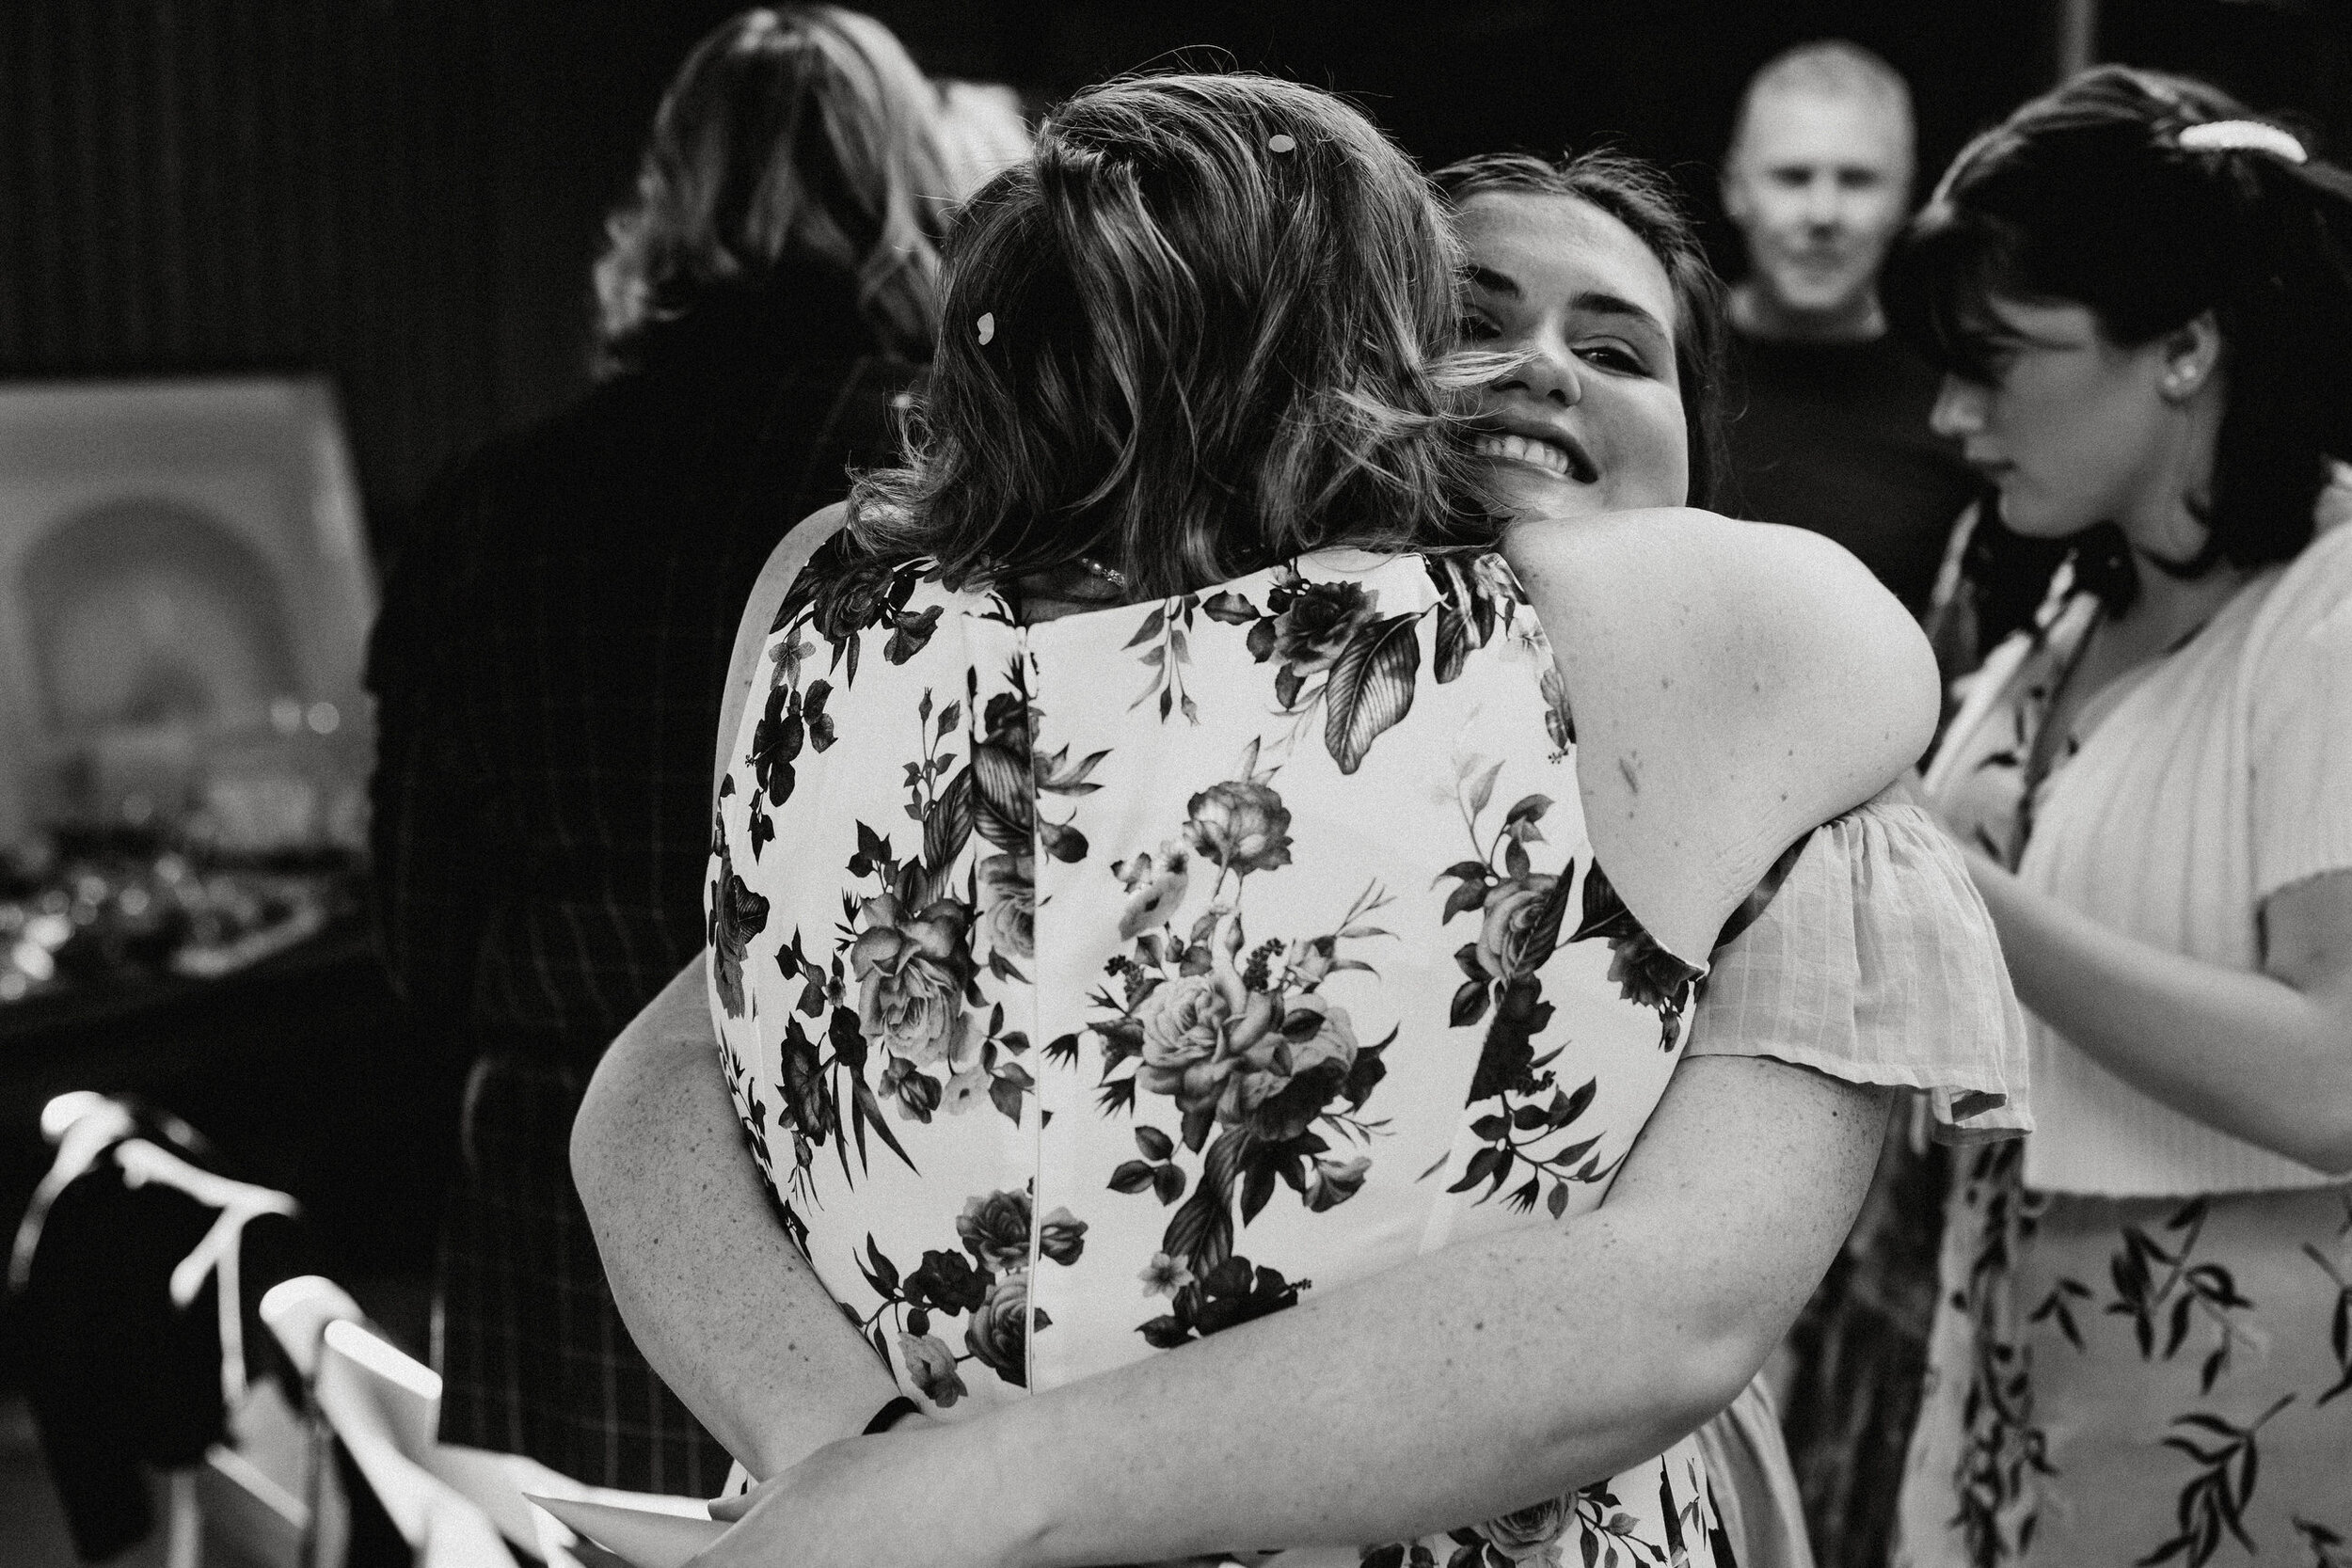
[2178,119,2307,165]
[977,311,996,345]
[1266,134,1296,154]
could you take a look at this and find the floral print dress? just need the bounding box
[707,542,2021,1568]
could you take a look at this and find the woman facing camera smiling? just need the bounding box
[572,77,2022,1568]
[1441,150,1728,523]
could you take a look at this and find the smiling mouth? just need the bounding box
[1475,432,1597,484]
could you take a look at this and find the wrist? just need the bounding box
[947,1399,1056,1568]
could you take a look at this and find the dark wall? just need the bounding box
[1,0,2343,565]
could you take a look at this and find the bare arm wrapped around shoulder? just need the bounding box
[695,1056,1889,1567]
[1502,507,1939,958]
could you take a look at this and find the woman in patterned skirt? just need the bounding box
[574,72,2024,1568]
[1887,67,2352,1565]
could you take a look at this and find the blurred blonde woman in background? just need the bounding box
[366,4,999,1495]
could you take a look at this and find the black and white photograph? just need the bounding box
[1,3,2347,1565]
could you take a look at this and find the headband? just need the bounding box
[2178,119,2308,165]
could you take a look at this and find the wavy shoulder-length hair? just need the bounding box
[1431,150,1733,511]
[850,72,1495,600]
[594,6,950,370]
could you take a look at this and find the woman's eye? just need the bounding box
[1458,314,1502,342]
[1578,342,1646,373]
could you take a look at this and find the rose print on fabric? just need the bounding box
[1361,1474,1700,1568]
[775,536,943,688]
[753,682,1044,1211]
[1077,743,1395,1346]
[707,816,769,1022]
[850,1185,1089,1401]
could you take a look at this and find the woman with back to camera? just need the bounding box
[1885,67,2352,1564]
[365,3,971,1492]
[572,74,2023,1567]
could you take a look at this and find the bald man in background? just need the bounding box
[1720,40,1979,615]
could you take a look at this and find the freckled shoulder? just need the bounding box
[1502,508,1937,958]
[714,501,852,799]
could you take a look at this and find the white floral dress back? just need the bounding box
[708,543,1741,1566]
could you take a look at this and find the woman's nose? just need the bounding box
[1499,343,1582,408]
[1930,374,1985,438]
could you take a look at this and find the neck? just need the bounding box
[2111,393,2236,635]
[1730,279,1885,344]
[2109,545,2247,654]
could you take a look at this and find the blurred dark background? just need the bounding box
[3,0,2345,572]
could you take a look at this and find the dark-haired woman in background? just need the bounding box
[1886,67,2352,1564]
[366,5,980,1491]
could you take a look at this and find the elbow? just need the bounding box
[1665,1323,1775,1434]
[568,1050,633,1229]
[2266,1075,2352,1176]
[2293,1120,2352,1179]
[568,1083,612,1224]
[1536,1320,1767,1475]
[2310,1148,2352,1179]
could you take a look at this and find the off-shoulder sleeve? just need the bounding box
[1682,790,2030,1143]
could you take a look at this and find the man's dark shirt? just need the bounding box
[367,274,920,1068]
[1724,327,1982,613]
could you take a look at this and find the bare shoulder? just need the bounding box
[1502,509,1937,958]
[714,502,852,796]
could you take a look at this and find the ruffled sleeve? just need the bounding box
[1682,788,2030,1144]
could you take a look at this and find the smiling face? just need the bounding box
[1928,296,2194,541]
[1724,89,1911,326]
[1454,191,1690,524]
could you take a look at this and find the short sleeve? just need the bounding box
[1682,790,2030,1144]
[2249,557,2352,902]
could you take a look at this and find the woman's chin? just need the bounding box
[1994,491,2089,541]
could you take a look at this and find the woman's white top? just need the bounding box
[1924,523,2352,1196]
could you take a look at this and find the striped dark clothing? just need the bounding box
[367,274,918,1490]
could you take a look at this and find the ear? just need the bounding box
[2158,312,2223,403]
[1721,161,1752,227]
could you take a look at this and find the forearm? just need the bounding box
[1970,855,2352,1171]
[571,952,898,1476]
[954,1060,1884,1566]
[986,1218,1733,1562]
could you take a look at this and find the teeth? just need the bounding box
[1475,433,1586,481]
